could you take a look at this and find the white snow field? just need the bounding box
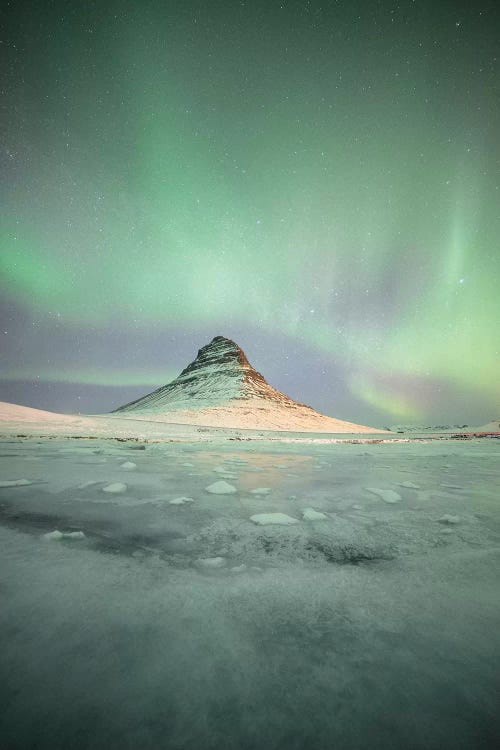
[0,428,499,750]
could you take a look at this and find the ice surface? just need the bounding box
[0,434,499,749]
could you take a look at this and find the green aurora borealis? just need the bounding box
[1,0,499,424]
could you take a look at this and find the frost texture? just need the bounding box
[0,434,499,749]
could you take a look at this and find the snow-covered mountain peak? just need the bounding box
[113,335,277,413]
[112,336,386,432]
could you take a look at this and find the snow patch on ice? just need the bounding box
[102,482,127,494]
[205,481,237,495]
[195,556,226,569]
[250,513,299,526]
[365,487,401,504]
[230,564,247,574]
[302,508,328,521]
[0,479,33,487]
[213,466,230,474]
[43,530,86,541]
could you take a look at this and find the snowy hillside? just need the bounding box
[0,401,81,424]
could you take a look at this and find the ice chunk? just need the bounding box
[302,508,328,521]
[169,496,195,505]
[438,514,461,525]
[250,487,271,496]
[120,461,137,471]
[43,530,85,540]
[230,564,247,574]
[399,481,420,489]
[205,481,237,494]
[43,530,64,541]
[195,556,226,568]
[250,513,299,526]
[102,482,127,494]
[365,487,401,504]
[352,504,363,510]
[182,462,194,467]
[0,479,33,488]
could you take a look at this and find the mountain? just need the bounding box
[474,419,500,433]
[387,420,500,434]
[387,424,469,433]
[113,336,387,433]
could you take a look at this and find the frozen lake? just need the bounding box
[1,435,499,749]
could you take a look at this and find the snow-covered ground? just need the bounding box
[0,432,499,749]
[0,399,392,438]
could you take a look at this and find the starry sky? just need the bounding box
[1,0,499,427]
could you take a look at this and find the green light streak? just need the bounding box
[2,2,499,418]
[0,368,177,388]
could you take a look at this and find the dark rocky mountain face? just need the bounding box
[176,336,267,390]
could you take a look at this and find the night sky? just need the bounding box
[1,0,499,426]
